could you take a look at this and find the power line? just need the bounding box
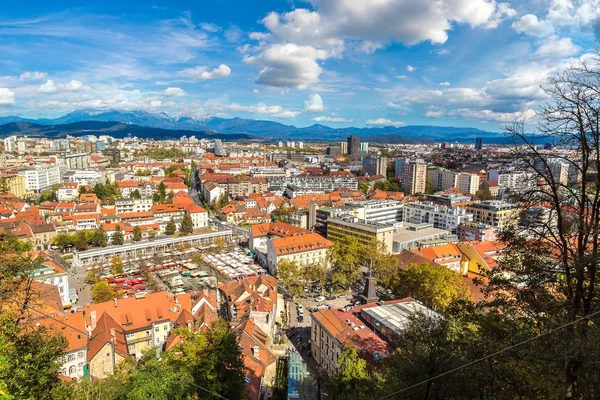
[0,292,229,400]
[378,309,600,400]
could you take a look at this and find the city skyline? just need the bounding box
[0,1,598,131]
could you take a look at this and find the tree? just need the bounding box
[180,213,194,235]
[112,225,124,245]
[110,256,124,275]
[92,225,108,247]
[164,218,176,236]
[153,182,168,204]
[359,181,370,196]
[132,226,142,242]
[52,233,75,249]
[164,320,245,399]
[425,177,434,194]
[73,231,88,251]
[474,188,492,200]
[217,193,229,208]
[305,262,328,293]
[130,189,141,200]
[91,281,119,303]
[276,259,304,299]
[328,347,375,400]
[390,263,470,311]
[365,239,397,287]
[497,56,600,397]
[328,236,365,288]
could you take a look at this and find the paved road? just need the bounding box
[68,261,92,307]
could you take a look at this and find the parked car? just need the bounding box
[317,304,330,310]
[315,296,326,302]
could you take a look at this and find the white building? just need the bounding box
[32,262,70,306]
[3,135,17,153]
[402,202,473,234]
[21,165,62,192]
[57,182,80,201]
[65,170,103,186]
[348,200,403,224]
[115,198,153,214]
[266,232,333,275]
[56,153,91,170]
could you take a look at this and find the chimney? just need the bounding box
[114,298,118,307]
[252,346,259,357]
[90,310,97,330]
[110,328,116,338]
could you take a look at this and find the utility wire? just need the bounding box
[379,309,600,399]
[0,292,229,400]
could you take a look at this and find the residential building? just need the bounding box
[402,161,427,195]
[362,156,387,176]
[41,312,88,379]
[87,312,129,379]
[115,198,153,214]
[340,141,348,155]
[411,243,467,273]
[456,241,504,275]
[57,182,80,201]
[424,193,473,206]
[360,142,369,153]
[0,173,28,198]
[456,172,480,195]
[402,202,473,234]
[466,201,520,228]
[327,217,395,254]
[427,168,457,191]
[56,153,91,170]
[267,175,358,193]
[457,222,497,242]
[31,259,70,306]
[480,180,499,198]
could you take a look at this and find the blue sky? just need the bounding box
[0,0,599,131]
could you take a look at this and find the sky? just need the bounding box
[0,0,599,131]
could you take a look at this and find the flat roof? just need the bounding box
[362,301,440,336]
[393,225,450,244]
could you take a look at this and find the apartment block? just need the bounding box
[327,217,395,254]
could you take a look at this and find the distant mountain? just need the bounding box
[0,121,255,141]
[0,109,511,143]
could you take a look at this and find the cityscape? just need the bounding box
[1,1,600,400]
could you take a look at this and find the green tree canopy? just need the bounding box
[180,213,194,235]
[132,226,142,242]
[112,225,124,245]
[164,218,176,236]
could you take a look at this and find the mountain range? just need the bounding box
[0,109,513,143]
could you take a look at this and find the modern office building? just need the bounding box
[475,138,483,150]
[327,217,395,254]
[347,136,360,157]
[21,165,62,192]
[362,156,387,176]
[466,201,520,228]
[402,202,473,234]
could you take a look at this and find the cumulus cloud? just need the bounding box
[313,115,352,123]
[244,43,327,89]
[448,108,536,122]
[512,1,600,37]
[535,35,581,58]
[38,79,85,93]
[424,106,447,118]
[38,80,57,93]
[19,71,47,81]
[0,88,15,106]
[163,87,186,96]
[303,94,324,112]
[440,81,450,86]
[406,65,417,72]
[366,118,404,127]
[396,75,407,79]
[179,64,232,80]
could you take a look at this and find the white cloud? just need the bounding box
[366,118,404,127]
[313,115,352,123]
[62,80,83,91]
[179,64,232,80]
[253,89,260,94]
[224,25,244,42]
[303,94,324,112]
[38,79,85,93]
[19,71,47,81]
[512,1,600,37]
[437,49,451,55]
[204,101,300,118]
[396,75,407,79]
[406,65,417,72]
[258,0,515,51]
[440,81,451,86]
[0,88,15,106]
[512,14,554,36]
[200,22,220,32]
[424,106,447,118]
[535,35,581,58]
[244,43,327,89]
[163,87,186,96]
[448,108,536,122]
[38,80,57,93]
[150,100,162,107]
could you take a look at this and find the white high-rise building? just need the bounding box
[3,136,17,153]
[456,173,480,195]
[402,202,473,234]
[21,165,62,193]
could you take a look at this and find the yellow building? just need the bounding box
[326,217,395,254]
[0,173,30,198]
[465,201,520,228]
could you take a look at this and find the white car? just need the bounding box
[315,296,326,302]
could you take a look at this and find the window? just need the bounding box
[67,354,76,362]
[155,327,159,332]
[164,325,168,331]
[126,333,134,339]
[77,351,84,359]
